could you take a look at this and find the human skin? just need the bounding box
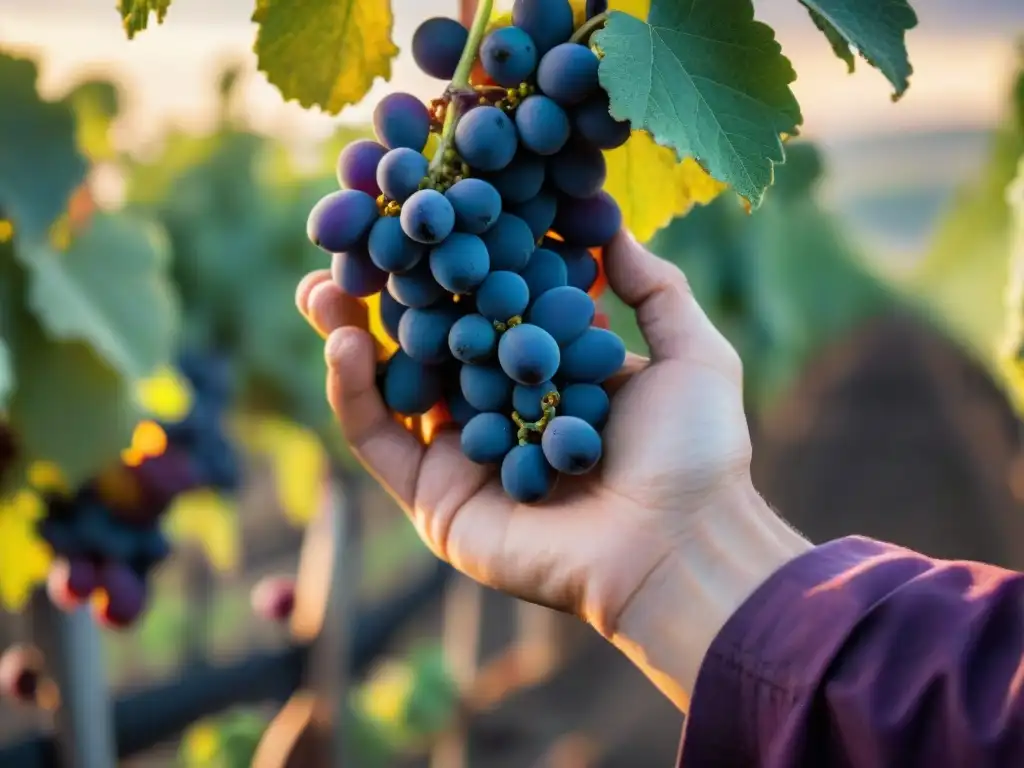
[296,230,812,711]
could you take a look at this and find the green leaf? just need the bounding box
[8,318,137,488]
[0,338,11,410]
[0,52,87,242]
[252,0,399,114]
[799,0,918,99]
[15,212,178,380]
[595,0,802,207]
[117,0,173,40]
[905,60,1024,360]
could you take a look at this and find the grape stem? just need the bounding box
[570,11,610,45]
[430,0,495,173]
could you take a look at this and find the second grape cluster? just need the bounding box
[307,0,629,504]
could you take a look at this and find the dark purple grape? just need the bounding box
[307,190,379,253]
[537,43,600,107]
[95,561,148,629]
[373,93,431,152]
[337,139,388,196]
[251,575,296,623]
[412,17,469,80]
[573,96,631,150]
[553,191,622,247]
[332,250,390,298]
[480,26,538,87]
[549,140,607,199]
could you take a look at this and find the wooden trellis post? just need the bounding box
[251,462,361,768]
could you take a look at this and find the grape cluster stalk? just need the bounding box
[307,0,629,504]
[36,351,242,628]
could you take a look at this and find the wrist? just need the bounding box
[606,477,811,711]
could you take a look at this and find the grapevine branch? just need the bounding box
[570,11,609,45]
[429,0,495,173]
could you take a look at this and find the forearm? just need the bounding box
[607,477,811,712]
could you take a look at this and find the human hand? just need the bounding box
[296,231,752,639]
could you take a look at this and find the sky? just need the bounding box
[1,0,1022,152]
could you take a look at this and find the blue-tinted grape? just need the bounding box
[331,250,390,298]
[484,149,545,205]
[559,383,610,429]
[513,381,558,421]
[449,314,498,364]
[461,413,517,464]
[537,44,600,107]
[460,364,514,412]
[379,288,408,343]
[446,390,480,427]
[501,444,556,504]
[382,350,444,415]
[337,139,387,196]
[527,286,594,346]
[573,96,631,150]
[475,271,530,324]
[412,17,469,80]
[377,148,429,203]
[429,232,490,293]
[509,192,557,241]
[558,328,626,383]
[550,141,607,199]
[512,0,574,57]
[194,431,241,491]
[368,216,426,273]
[445,179,502,234]
[398,306,460,364]
[515,96,570,156]
[498,324,560,386]
[520,248,568,301]
[481,213,535,272]
[307,190,378,253]
[401,190,456,244]
[549,242,600,292]
[455,107,518,172]
[480,26,538,87]
[541,416,602,475]
[388,259,445,308]
[553,191,622,247]
[373,92,431,152]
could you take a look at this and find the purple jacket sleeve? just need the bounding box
[678,536,1024,767]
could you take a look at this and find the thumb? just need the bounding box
[602,229,711,362]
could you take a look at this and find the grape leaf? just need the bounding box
[117,0,173,39]
[799,0,918,99]
[594,0,802,207]
[253,0,398,115]
[997,158,1024,416]
[0,52,87,243]
[604,131,728,242]
[8,317,138,489]
[15,212,178,381]
[0,491,52,610]
[66,78,122,161]
[0,338,11,411]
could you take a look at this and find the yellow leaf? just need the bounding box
[0,491,52,611]
[366,293,399,358]
[165,490,239,572]
[603,132,728,243]
[253,0,399,115]
[180,720,222,767]
[358,660,416,726]
[136,366,193,421]
[997,159,1024,415]
[232,416,327,527]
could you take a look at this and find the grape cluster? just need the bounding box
[306,0,629,504]
[37,351,241,628]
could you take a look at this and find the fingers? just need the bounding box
[602,230,708,362]
[325,327,423,507]
[296,270,330,317]
[604,352,648,396]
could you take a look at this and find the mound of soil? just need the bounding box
[753,312,1024,569]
